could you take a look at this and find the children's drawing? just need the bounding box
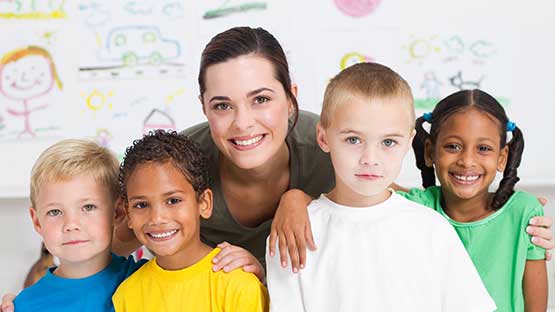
[203,1,267,19]
[78,2,111,27]
[124,0,155,15]
[165,87,185,104]
[340,52,373,70]
[100,26,180,66]
[143,108,175,134]
[162,1,184,18]
[94,128,113,147]
[37,30,58,45]
[80,89,113,113]
[0,0,66,19]
[449,71,483,90]
[469,40,496,58]
[0,114,5,131]
[420,71,442,99]
[0,46,62,138]
[403,35,441,64]
[334,0,381,18]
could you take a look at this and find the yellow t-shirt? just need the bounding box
[112,248,268,312]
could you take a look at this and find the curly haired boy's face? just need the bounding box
[30,175,114,266]
[125,161,212,264]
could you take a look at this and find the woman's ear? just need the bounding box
[424,138,434,167]
[199,95,206,115]
[198,189,214,219]
[316,122,331,153]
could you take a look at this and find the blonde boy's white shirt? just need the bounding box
[266,193,496,312]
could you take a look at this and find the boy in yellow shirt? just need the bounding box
[113,130,268,312]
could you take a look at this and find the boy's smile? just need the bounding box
[317,95,415,207]
[126,161,213,270]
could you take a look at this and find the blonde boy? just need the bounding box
[13,139,145,312]
[266,63,496,311]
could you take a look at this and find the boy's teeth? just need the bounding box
[454,174,479,181]
[234,135,263,146]
[149,230,177,239]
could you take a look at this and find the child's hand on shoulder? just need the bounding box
[212,242,265,282]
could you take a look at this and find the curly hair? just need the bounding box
[119,130,210,199]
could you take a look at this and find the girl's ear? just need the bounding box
[316,122,330,153]
[424,138,434,167]
[198,189,213,219]
[497,145,509,172]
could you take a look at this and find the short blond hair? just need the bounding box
[320,62,414,128]
[30,139,120,208]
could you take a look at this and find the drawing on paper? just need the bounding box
[78,2,111,27]
[0,46,63,138]
[334,0,381,18]
[403,35,441,64]
[449,71,483,90]
[0,0,66,19]
[143,109,175,134]
[340,52,373,70]
[203,1,267,19]
[80,89,114,113]
[165,87,185,104]
[94,128,113,147]
[0,114,4,131]
[162,1,184,18]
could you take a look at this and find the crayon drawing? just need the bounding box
[334,0,382,18]
[0,46,62,138]
[0,0,66,19]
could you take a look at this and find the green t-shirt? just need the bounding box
[181,110,335,267]
[399,186,545,312]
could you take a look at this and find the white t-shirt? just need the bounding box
[266,192,496,312]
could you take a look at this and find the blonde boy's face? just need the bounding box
[317,95,415,207]
[30,175,115,265]
[125,161,212,263]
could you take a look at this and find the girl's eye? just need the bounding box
[47,209,62,217]
[167,198,181,205]
[83,204,96,212]
[254,96,269,104]
[346,137,361,145]
[213,103,231,111]
[132,202,148,209]
[444,143,462,152]
[478,145,493,153]
[382,139,397,147]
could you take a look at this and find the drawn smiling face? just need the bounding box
[0,55,55,100]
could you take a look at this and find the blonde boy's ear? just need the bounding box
[29,207,42,234]
[424,138,434,168]
[316,122,331,153]
[497,145,509,172]
[198,189,213,219]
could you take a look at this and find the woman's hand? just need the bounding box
[526,197,553,260]
[212,242,265,282]
[1,293,15,312]
[268,189,314,273]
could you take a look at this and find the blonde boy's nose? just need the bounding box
[359,147,379,166]
[62,215,80,232]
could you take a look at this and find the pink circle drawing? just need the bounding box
[334,0,382,17]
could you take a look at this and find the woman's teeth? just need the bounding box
[234,135,263,146]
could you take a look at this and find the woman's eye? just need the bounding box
[213,103,230,111]
[133,202,148,209]
[254,96,269,104]
[167,198,181,205]
[47,209,62,217]
[83,204,96,212]
[382,139,397,147]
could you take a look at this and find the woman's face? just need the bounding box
[201,54,293,170]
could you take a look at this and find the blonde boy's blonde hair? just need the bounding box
[320,62,414,128]
[30,139,120,208]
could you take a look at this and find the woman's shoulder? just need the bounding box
[288,110,320,147]
[180,122,210,140]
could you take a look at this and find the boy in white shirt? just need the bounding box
[265,62,496,312]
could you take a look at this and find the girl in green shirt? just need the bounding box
[408,89,547,311]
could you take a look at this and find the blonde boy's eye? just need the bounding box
[46,209,62,217]
[382,139,397,147]
[83,204,96,212]
[346,137,361,145]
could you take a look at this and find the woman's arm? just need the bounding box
[268,189,314,273]
[523,259,547,312]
